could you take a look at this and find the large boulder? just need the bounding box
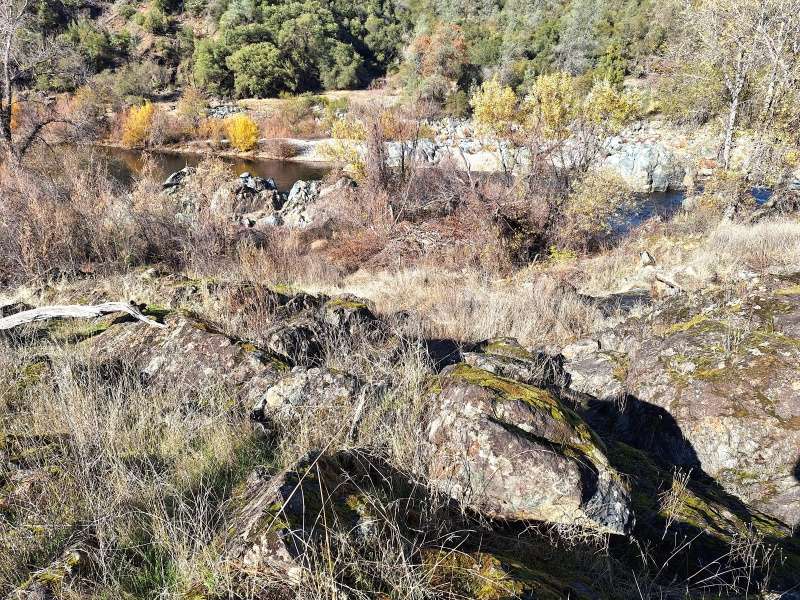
[252,366,358,422]
[462,337,566,388]
[162,166,195,191]
[560,337,627,401]
[605,142,685,192]
[279,180,322,227]
[211,172,282,216]
[85,312,288,405]
[622,283,800,527]
[425,363,633,534]
[278,178,351,228]
[223,449,613,599]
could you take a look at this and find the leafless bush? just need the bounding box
[261,138,300,159]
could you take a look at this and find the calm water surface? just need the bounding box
[92,146,330,192]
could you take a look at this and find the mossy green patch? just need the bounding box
[447,363,607,459]
[143,305,172,320]
[661,313,709,335]
[325,297,371,311]
[483,339,536,362]
[775,284,800,296]
[422,550,525,600]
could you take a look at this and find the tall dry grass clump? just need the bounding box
[0,151,248,285]
[0,335,259,598]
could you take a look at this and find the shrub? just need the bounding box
[138,6,168,33]
[10,100,22,132]
[198,118,226,146]
[122,101,156,147]
[63,18,114,72]
[193,39,233,97]
[262,138,299,159]
[584,81,641,133]
[68,86,108,137]
[558,169,635,250]
[177,86,208,123]
[444,90,469,118]
[225,114,260,151]
[330,117,367,141]
[226,42,285,98]
[470,77,522,138]
[93,61,168,109]
[524,72,580,140]
[319,140,365,181]
[151,111,194,145]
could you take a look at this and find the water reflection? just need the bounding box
[91,146,330,192]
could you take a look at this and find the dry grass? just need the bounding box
[261,138,301,159]
[699,218,800,273]
[323,268,603,347]
[0,335,254,598]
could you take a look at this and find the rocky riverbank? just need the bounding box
[105,117,745,193]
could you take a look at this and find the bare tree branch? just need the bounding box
[0,302,167,331]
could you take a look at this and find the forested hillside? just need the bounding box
[34,0,674,100]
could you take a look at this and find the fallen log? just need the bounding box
[0,301,166,331]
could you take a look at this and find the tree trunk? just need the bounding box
[722,91,740,171]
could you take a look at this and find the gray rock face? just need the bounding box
[252,366,358,421]
[562,346,626,401]
[263,320,323,367]
[211,173,282,216]
[605,142,685,192]
[279,180,323,227]
[425,363,633,535]
[206,104,242,119]
[86,313,288,405]
[162,166,195,190]
[576,280,800,528]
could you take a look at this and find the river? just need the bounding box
[91,147,773,238]
[93,146,330,192]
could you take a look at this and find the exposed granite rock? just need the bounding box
[278,178,351,228]
[462,337,566,387]
[601,281,800,527]
[84,312,288,405]
[604,141,686,192]
[425,363,633,534]
[252,366,358,421]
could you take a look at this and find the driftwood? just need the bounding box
[0,302,166,331]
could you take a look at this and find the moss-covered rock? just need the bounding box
[623,283,800,527]
[463,337,565,387]
[425,363,633,535]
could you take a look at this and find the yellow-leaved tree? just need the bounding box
[523,73,580,141]
[560,168,634,250]
[584,81,641,133]
[470,78,523,138]
[122,101,156,148]
[225,114,260,152]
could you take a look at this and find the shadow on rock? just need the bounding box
[573,391,800,591]
[224,448,631,599]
